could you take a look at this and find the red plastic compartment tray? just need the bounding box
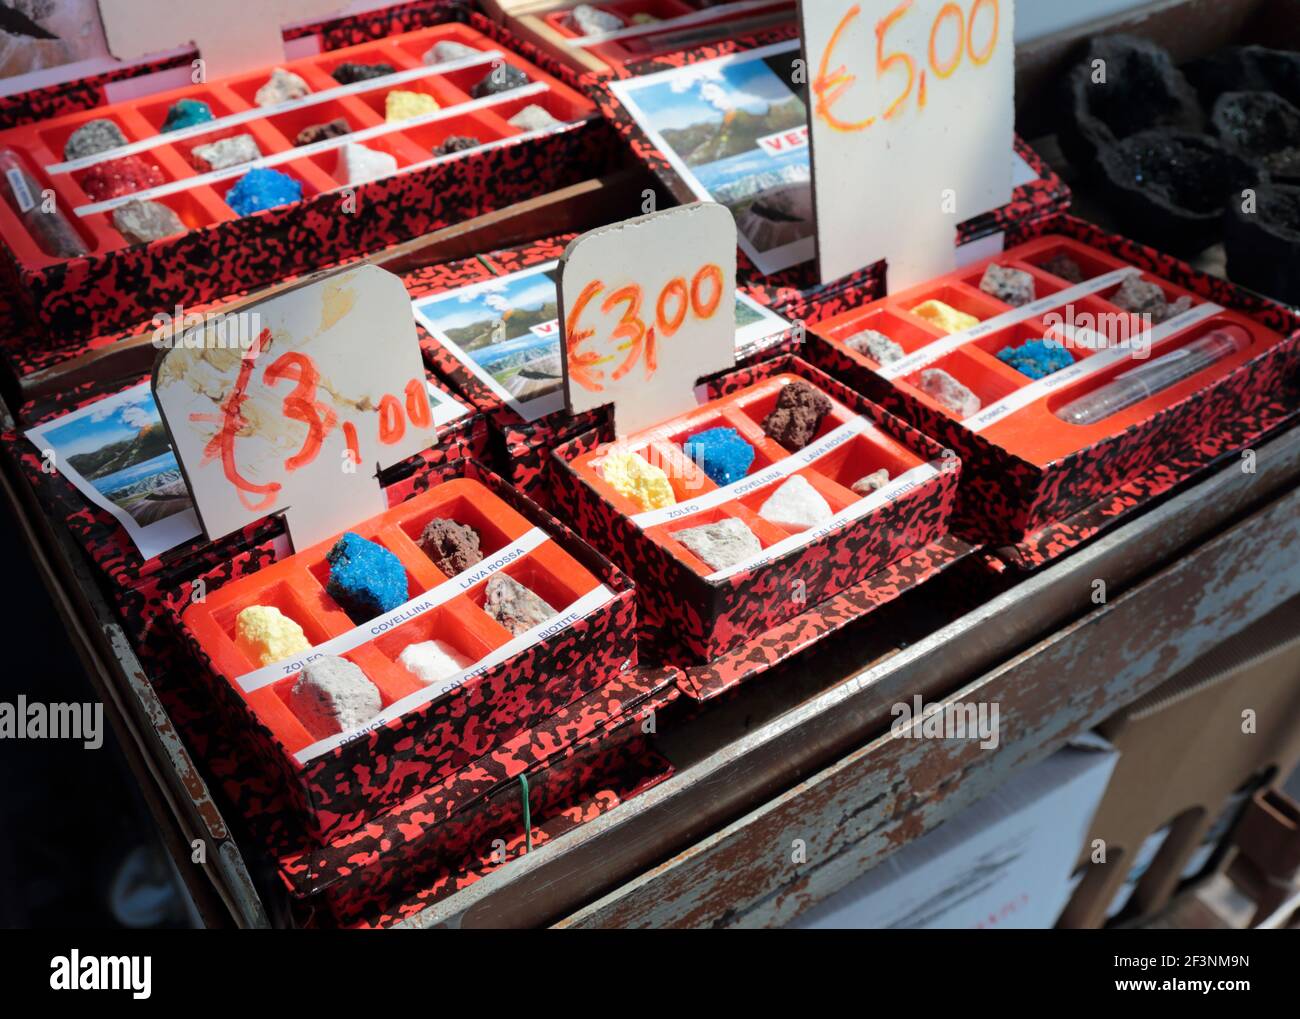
[811,235,1291,466]
[0,22,592,270]
[570,372,927,577]
[182,476,602,756]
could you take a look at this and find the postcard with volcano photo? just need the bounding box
[609,41,813,276]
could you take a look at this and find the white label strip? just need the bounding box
[47,50,506,174]
[630,416,873,530]
[878,268,1140,381]
[293,583,617,762]
[963,302,1225,433]
[74,82,550,216]
[568,0,791,48]
[235,526,549,692]
[703,462,942,582]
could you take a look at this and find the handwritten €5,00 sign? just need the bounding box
[153,265,437,549]
[559,203,739,437]
[799,0,1014,288]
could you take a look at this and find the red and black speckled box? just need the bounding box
[582,25,1072,319]
[806,215,1300,565]
[413,233,799,506]
[161,458,638,843]
[548,355,959,664]
[0,0,613,347]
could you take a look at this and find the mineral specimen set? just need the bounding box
[179,472,634,837]
[808,223,1300,543]
[554,361,958,661]
[0,20,597,342]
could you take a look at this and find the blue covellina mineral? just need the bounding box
[225,167,303,215]
[325,532,409,622]
[683,426,756,486]
[161,97,214,132]
[997,338,1077,380]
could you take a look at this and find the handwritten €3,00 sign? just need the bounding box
[153,265,437,549]
[559,203,739,437]
[799,0,1014,288]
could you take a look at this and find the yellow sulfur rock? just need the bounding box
[601,451,676,511]
[385,90,440,122]
[910,299,981,334]
[235,604,311,667]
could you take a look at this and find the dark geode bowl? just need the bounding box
[1057,34,1203,174]
[1212,91,1300,182]
[1225,182,1300,306]
[1096,129,1259,256]
[1184,45,1300,109]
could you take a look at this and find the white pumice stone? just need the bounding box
[336,142,398,185]
[758,475,833,531]
[288,655,382,740]
[675,518,763,572]
[918,368,981,417]
[399,639,473,685]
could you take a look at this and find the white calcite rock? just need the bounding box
[508,104,562,132]
[399,639,473,685]
[255,68,310,107]
[336,142,398,185]
[422,40,479,65]
[287,655,381,740]
[758,475,833,531]
[191,133,261,171]
[918,368,981,417]
[675,518,763,572]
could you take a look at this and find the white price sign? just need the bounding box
[559,202,738,437]
[153,265,438,549]
[800,0,1015,289]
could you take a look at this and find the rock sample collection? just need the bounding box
[235,604,311,667]
[911,299,980,334]
[762,380,832,450]
[684,426,756,485]
[331,61,394,85]
[1110,275,1194,323]
[63,119,126,160]
[256,68,311,106]
[484,574,556,636]
[112,199,184,244]
[325,532,409,623]
[225,167,302,215]
[674,518,762,572]
[601,450,676,511]
[758,475,833,531]
[336,142,397,185]
[399,639,473,685]
[845,328,904,365]
[918,368,981,417]
[386,90,439,122]
[417,518,484,576]
[161,98,213,132]
[851,469,891,496]
[190,133,261,171]
[287,655,382,739]
[979,264,1036,306]
[295,119,350,147]
[997,338,1076,379]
